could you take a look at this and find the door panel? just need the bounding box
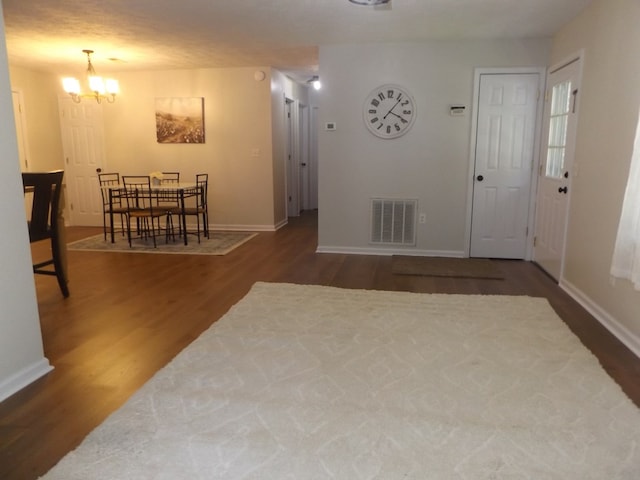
[533,59,581,280]
[470,73,540,258]
[58,98,105,226]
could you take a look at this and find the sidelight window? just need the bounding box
[545,81,572,179]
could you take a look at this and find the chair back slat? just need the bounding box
[122,175,155,211]
[22,170,64,243]
[97,172,122,206]
[98,172,120,186]
[196,173,208,208]
[161,172,180,184]
[22,170,69,297]
[158,172,180,206]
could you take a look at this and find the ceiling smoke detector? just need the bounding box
[348,0,390,5]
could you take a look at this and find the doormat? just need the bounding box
[67,231,257,256]
[392,255,504,279]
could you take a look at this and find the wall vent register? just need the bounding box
[370,198,417,245]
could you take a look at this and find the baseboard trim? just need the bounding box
[316,246,465,257]
[560,279,640,359]
[273,218,288,231]
[0,358,53,403]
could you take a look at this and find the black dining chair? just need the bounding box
[181,173,209,243]
[122,175,169,248]
[158,171,181,239]
[97,169,127,241]
[22,170,69,298]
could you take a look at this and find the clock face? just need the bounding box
[363,84,416,139]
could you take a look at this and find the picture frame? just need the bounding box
[155,97,205,144]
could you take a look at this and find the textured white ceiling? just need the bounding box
[2,0,593,80]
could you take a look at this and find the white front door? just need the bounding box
[470,73,540,258]
[533,58,582,280]
[58,97,105,226]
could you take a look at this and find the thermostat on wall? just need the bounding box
[450,105,466,116]
[325,122,337,131]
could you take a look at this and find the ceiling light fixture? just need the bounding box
[307,75,322,90]
[348,0,390,5]
[62,50,119,104]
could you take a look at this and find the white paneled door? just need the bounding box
[470,73,540,258]
[58,97,105,226]
[533,58,581,281]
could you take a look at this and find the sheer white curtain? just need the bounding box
[611,110,640,290]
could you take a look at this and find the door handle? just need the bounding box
[558,186,568,194]
[476,175,484,182]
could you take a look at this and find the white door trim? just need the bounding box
[11,89,30,172]
[465,67,547,260]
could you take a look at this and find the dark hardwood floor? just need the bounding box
[1,210,638,479]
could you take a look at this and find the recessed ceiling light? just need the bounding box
[348,0,390,5]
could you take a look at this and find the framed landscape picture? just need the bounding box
[155,97,205,144]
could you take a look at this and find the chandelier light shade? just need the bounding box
[62,49,119,104]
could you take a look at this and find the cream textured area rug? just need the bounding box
[40,283,640,479]
[67,232,257,255]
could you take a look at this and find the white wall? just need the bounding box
[8,65,309,232]
[102,66,279,230]
[550,0,640,354]
[0,4,53,402]
[0,61,310,399]
[95,66,308,230]
[317,40,551,254]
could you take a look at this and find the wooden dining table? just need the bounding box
[104,182,200,245]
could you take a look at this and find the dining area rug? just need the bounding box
[39,282,640,479]
[67,231,257,255]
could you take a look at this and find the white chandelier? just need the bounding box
[62,50,119,104]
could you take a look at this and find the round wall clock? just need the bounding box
[363,84,417,139]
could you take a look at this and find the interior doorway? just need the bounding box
[285,98,298,217]
[298,103,311,211]
[286,98,314,217]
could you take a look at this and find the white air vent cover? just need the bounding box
[370,198,417,245]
